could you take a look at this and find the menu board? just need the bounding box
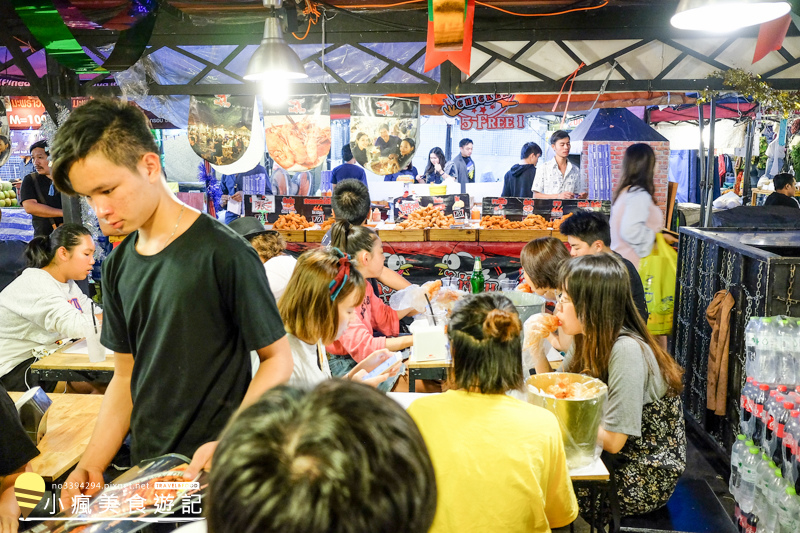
[392,194,470,221]
[481,198,610,221]
[250,195,334,224]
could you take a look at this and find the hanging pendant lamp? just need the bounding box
[244,0,308,81]
[671,0,791,32]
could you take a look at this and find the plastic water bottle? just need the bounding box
[774,401,796,466]
[777,319,797,386]
[758,318,779,384]
[764,389,786,460]
[763,469,789,533]
[731,434,748,499]
[753,454,774,519]
[754,384,772,447]
[741,377,759,438]
[776,487,799,533]
[739,446,761,513]
[745,317,763,378]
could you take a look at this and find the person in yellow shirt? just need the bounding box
[408,293,578,533]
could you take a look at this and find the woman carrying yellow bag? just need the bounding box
[610,143,675,337]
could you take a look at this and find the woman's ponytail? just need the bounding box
[24,223,92,269]
[24,235,52,268]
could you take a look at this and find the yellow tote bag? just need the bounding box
[638,233,678,335]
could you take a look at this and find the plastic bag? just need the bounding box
[639,233,677,335]
[389,284,428,313]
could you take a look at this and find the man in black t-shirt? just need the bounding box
[51,99,292,505]
[559,210,649,322]
[763,173,800,208]
[445,138,475,194]
[19,140,63,237]
[0,383,40,527]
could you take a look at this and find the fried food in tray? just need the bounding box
[549,212,573,231]
[480,214,548,230]
[523,313,561,352]
[320,215,335,231]
[545,376,598,400]
[265,117,332,170]
[396,205,456,229]
[274,213,314,230]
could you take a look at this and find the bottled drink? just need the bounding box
[783,410,800,488]
[754,384,771,447]
[739,446,761,513]
[758,318,779,384]
[776,487,799,533]
[741,377,759,439]
[764,390,786,459]
[753,453,773,519]
[745,317,763,378]
[470,257,484,294]
[731,434,748,499]
[774,401,795,466]
[777,319,797,386]
[758,468,786,533]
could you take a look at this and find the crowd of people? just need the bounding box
[0,100,692,533]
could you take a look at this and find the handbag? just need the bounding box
[638,232,678,335]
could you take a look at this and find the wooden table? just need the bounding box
[8,392,103,482]
[31,342,115,383]
[406,359,451,392]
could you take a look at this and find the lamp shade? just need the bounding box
[671,0,791,32]
[244,17,308,80]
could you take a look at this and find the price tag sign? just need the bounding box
[252,195,275,213]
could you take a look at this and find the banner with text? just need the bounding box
[441,94,525,131]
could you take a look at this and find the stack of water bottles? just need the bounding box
[732,316,800,532]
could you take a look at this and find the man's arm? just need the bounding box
[377,266,411,291]
[60,353,134,506]
[21,199,63,218]
[241,335,293,408]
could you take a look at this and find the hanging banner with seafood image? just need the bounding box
[264,95,331,172]
[188,95,255,167]
[350,96,419,176]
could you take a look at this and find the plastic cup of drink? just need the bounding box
[425,310,448,327]
[85,325,106,363]
[500,279,517,292]
[442,277,459,290]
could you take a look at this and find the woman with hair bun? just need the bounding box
[408,293,578,533]
[0,223,102,392]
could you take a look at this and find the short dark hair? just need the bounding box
[774,172,796,191]
[520,237,571,291]
[51,98,159,195]
[341,144,354,161]
[330,220,378,258]
[558,210,611,247]
[401,137,415,149]
[29,140,48,155]
[448,293,523,394]
[206,381,437,533]
[331,179,370,225]
[459,138,473,148]
[521,142,542,160]
[549,130,570,146]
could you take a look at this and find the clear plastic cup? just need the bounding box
[500,279,517,292]
[425,310,448,326]
[442,277,460,290]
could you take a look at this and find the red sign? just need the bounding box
[7,96,46,129]
[441,94,525,131]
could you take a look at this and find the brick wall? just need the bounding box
[580,140,670,223]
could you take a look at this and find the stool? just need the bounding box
[619,478,737,533]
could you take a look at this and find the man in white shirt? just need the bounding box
[532,130,587,199]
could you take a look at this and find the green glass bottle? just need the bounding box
[470,257,484,294]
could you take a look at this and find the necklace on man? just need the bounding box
[164,203,186,249]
